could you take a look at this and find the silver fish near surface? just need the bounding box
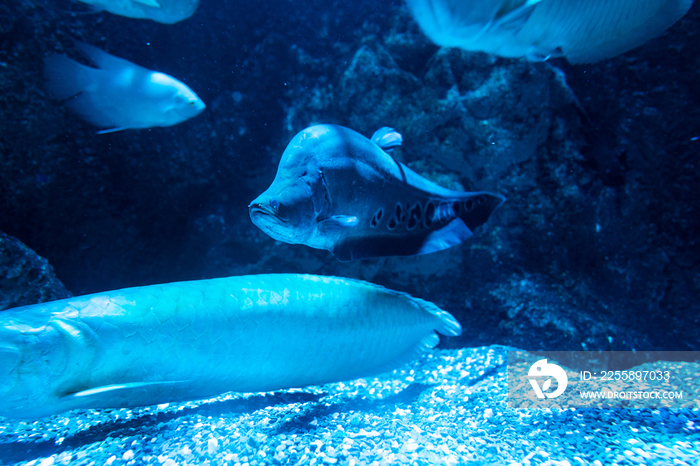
[43,42,205,134]
[76,0,200,24]
[0,274,461,419]
[404,0,693,64]
[249,125,505,261]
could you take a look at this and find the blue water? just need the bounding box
[0,0,698,464]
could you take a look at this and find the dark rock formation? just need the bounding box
[0,231,71,310]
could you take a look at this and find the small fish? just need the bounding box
[0,274,461,418]
[249,125,505,261]
[76,0,200,24]
[405,0,693,64]
[44,42,205,134]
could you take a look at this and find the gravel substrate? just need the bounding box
[1,345,698,466]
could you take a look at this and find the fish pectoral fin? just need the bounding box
[417,218,473,255]
[492,0,542,32]
[97,127,129,135]
[61,381,189,401]
[321,215,359,228]
[132,0,162,8]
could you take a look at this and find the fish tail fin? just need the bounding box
[415,191,505,256]
[43,54,93,100]
[565,0,693,64]
[365,298,459,374]
[45,53,118,129]
[413,297,463,337]
[457,192,506,232]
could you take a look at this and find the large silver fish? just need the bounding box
[76,0,200,24]
[44,42,205,134]
[405,0,693,63]
[0,274,461,419]
[249,125,505,261]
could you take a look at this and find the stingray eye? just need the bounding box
[189,101,195,106]
[270,199,279,210]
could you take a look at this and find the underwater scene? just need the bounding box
[1,0,699,464]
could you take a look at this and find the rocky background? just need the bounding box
[0,0,698,352]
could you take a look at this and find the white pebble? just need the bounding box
[403,442,419,452]
[484,408,493,419]
[39,458,55,466]
[122,450,134,461]
[208,438,219,455]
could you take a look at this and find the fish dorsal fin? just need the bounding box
[75,42,134,70]
[492,0,542,32]
[371,127,403,152]
[132,0,162,8]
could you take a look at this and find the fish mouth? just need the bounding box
[248,203,288,224]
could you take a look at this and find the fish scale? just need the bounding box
[0,274,460,419]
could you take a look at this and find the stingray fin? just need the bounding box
[61,381,187,401]
[492,0,542,32]
[371,127,403,152]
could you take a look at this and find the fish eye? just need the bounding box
[270,199,279,210]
